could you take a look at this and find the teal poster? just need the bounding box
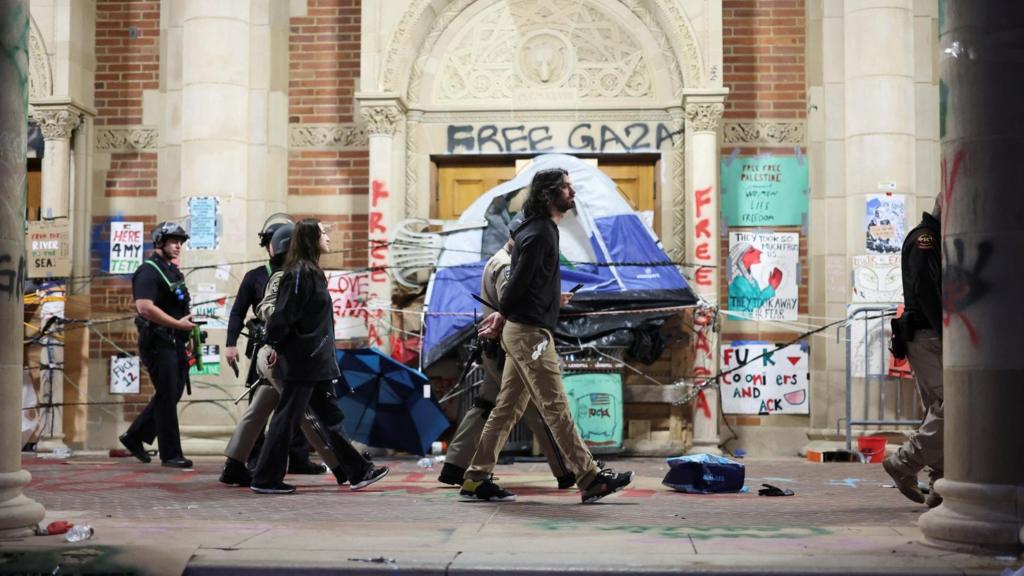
[563,373,623,453]
[721,155,809,227]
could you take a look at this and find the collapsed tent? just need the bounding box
[422,154,699,368]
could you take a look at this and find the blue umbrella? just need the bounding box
[335,348,450,456]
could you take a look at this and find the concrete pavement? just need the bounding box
[1,455,1019,575]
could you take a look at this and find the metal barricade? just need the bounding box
[456,363,533,453]
[842,305,922,450]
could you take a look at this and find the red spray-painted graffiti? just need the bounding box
[693,186,714,287]
[366,180,390,348]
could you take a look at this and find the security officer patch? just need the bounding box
[916,233,936,250]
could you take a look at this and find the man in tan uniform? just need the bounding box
[438,240,575,489]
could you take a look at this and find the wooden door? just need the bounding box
[436,164,517,220]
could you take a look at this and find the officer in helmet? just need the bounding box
[119,221,195,468]
[222,214,325,475]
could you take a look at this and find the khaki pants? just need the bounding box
[466,321,599,489]
[897,329,943,474]
[446,345,571,479]
[223,346,339,470]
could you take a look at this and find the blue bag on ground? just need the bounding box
[662,453,745,494]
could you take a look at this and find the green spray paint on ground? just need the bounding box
[533,520,831,540]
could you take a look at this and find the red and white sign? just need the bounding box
[720,342,810,415]
[326,270,370,341]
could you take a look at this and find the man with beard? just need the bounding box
[459,168,634,504]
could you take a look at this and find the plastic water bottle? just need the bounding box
[416,457,434,470]
[64,524,93,543]
[52,447,72,459]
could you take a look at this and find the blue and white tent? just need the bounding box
[422,154,698,367]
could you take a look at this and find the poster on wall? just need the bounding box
[852,254,903,303]
[187,196,219,250]
[847,304,897,377]
[110,356,141,395]
[720,341,810,415]
[26,219,71,278]
[326,271,369,340]
[191,290,228,329]
[865,194,907,254]
[563,373,623,451]
[189,344,221,376]
[109,221,144,274]
[727,231,799,321]
[721,155,809,227]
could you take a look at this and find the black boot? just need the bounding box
[220,457,252,486]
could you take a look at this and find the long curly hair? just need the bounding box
[521,168,568,219]
[283,218,324,275]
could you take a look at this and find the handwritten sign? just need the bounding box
[189,344,221,376]
[26,219,71,278]
[326,270,369,340]
[720,342,809,415]
[187,196,218,250]
[110,356,141,394]
[727,231,799,321]
[563,373,623,451]
[721,156,809,226]
[109,221,144,274]
[852,254,903,302]
[192,291,228,329]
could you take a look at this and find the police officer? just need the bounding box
[884,194,944,507]
[119,221,195,468]
[222,214,326,477]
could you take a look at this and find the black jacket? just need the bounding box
[501,216,561,332]
[266,262,340,383]
[226,263,270,347]
[901,212,942,338]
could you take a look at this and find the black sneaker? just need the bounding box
[332,467,348,486]
[580,469,634,504]
[250,481,296,495]
[219,458,252,486]
[438,462,466,486]
[351,465,389,491]
[557,472,576,490]
[119,433,151,464]
[459,479,517,502]
[288,460,328,475]
[161,457,194,469]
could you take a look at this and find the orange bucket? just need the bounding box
[857,436,887,463]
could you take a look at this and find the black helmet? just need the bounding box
[258,213,294,247]
[152,221,189,246]
[269,223,294,257]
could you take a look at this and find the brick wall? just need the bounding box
[722,0,806,121]
[288,0,368,263]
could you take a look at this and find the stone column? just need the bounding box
[919,2,1024,554]
[27,104,81,453]
[0,0,46,536]
[31,105,81,219]
[683,93,726,455]
[357,94,405,353]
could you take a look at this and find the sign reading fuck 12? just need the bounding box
[109,222,144,274]
[720,341,810,415]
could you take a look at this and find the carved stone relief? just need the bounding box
[360,105,404,136]
[28,16,52,100]
[32,107,81,140]
[684,103,724,133]
[289,124,369,149]
[436,0,653,102]
[94,127,158,151]
[722,121,806,146]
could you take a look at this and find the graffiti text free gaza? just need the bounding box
[446,123,682,154]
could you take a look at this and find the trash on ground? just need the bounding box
[64,524,94,542]
[662,453,745,494]
[38,520,73,536]
[348,556,396,564]
[758,483,795,497]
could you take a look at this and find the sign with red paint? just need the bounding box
[326,270,370,341]
[720,341,809,415]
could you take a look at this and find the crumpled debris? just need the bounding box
[758,483,795,497]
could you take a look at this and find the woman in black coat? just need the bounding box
[251,218,389,494]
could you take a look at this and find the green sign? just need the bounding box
[721,155,809,227]
[563,373,623,453]
[188,344,221,376]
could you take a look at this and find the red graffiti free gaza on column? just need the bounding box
[366,180,390,347]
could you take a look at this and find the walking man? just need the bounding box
[459,168,634,504]
[438,238,575,489]
[119,222,195,468]
[884,195,944,507]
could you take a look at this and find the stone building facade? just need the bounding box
[23,0,940,458]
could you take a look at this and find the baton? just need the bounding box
[471,293,499,312]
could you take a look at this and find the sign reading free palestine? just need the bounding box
[721,155,809,227]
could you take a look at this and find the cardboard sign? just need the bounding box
[187,196,219,250]
[26,219,71,278]
[721,155,809,227]
[189,344,221,376]
[720,342,810,415]
[109,221,144,274]
[563,373,623,451]
[110,356,141,394]
[326,271,369,340]
[852,254,903,303]
[727,231,799,321]
[191,291,228,329]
